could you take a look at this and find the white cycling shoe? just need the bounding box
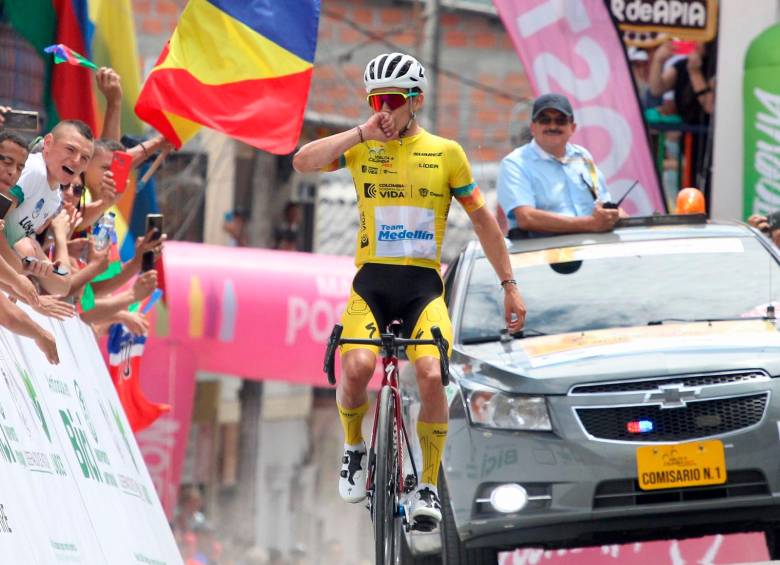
[339,443,367,503]
[409,483,442,527]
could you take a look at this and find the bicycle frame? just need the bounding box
[365,345,412,510]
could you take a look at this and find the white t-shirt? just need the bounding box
[4,153,62,245]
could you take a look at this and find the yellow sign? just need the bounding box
[637,440,726,491]
[613,0,719,46]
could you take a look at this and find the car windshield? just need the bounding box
[460,236,780,342]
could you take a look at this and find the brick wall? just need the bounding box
[311,0,531,162]
[131,0,532,163]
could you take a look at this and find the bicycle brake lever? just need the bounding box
[430,326,450,386]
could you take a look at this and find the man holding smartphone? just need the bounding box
[497,93,624,238]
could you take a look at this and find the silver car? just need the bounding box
[401,216,780,564]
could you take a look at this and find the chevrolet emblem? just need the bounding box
[644,384,701,409]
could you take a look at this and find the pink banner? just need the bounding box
[158,242,358,386]
[493,0,665,215]
[500,533,768,564]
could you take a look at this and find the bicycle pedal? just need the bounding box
[411,517,438,533]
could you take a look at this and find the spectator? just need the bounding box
[496,93,622,237]
[749,211,780,249]
[273,201,301,250]
[223,208,250,247]
[649,39,717,197]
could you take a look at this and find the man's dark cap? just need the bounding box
[532,93,574,121]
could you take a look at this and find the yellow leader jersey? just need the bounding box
[327,129,485,270]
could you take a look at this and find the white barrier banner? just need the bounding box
[0,305,182,564]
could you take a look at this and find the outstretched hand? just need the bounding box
[504,285,526,333]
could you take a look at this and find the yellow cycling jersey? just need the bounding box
[326,128,485,269]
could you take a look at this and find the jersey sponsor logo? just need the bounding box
[360,233,369,248]
[378,224,434,242]
[417,162,439,169]
[419,188,444,198]
[18,217,34,236]
[365,322,377,338]
[31,198,44,219]
[364,183,406,198]
[367,147,392,164]
[413,152,443,157]
[361,165,378,175]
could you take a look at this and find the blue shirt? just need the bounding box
[497,140,612,232]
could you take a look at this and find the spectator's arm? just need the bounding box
[0,293,58,364]
[648,42,677,97]
[96,68,122,141]
[80,270,157,324]
[126,134,170,167]
[91,231,164,297]
[687,52,715,114]
[66,241,109,299]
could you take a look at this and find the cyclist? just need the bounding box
[293,52,526,525]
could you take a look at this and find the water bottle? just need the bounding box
[93,212,116,252]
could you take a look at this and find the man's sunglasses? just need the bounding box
[534,115,572,126]
[366,91,419,112]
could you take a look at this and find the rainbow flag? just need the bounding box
[44,43,98,70]
[135,0,321,154]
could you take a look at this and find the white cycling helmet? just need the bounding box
[363,53,427,93]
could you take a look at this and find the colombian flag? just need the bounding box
[135,0,321,154]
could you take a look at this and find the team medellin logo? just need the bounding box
[363,183,377,198]
[31,198,45,219]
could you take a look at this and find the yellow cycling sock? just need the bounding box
[417,420,448,487]
[337,401,369,446]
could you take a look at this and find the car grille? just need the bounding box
[575,393,768,442]
[570,371,768,395]
[594,470,769,508]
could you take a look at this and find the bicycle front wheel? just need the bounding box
[373,385,400,565]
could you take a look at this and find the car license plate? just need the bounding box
[636,440,726,491]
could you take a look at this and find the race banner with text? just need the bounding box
[0,308,181,564]
[494,0,666,215]
[743,22,780,219]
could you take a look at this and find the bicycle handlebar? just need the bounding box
[324,323,450,386]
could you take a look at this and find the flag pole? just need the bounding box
[140,146,172,183]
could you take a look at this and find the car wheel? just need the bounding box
[439,471,499,565]
[765,527,780,559]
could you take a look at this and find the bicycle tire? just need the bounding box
[373,385,399,565]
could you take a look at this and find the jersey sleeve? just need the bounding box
[448,141,485,213]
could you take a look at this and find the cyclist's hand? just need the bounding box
[362,112,396,141]
[504,284,526,333]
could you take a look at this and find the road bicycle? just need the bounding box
[324,322,449,565]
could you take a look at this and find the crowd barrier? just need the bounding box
[0,304,181,564]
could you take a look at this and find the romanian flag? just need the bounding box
[135,0,321,154]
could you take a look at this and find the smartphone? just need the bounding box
[0,193,13,219]
[22,256,68,276]
[141,213,164,272]
[110,151,133,194]
[1,110,39,131]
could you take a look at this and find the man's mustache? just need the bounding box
[543,129,563,135]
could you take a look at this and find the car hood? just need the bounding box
[455,320,780,395]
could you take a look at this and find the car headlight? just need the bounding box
[467,390,552,431]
